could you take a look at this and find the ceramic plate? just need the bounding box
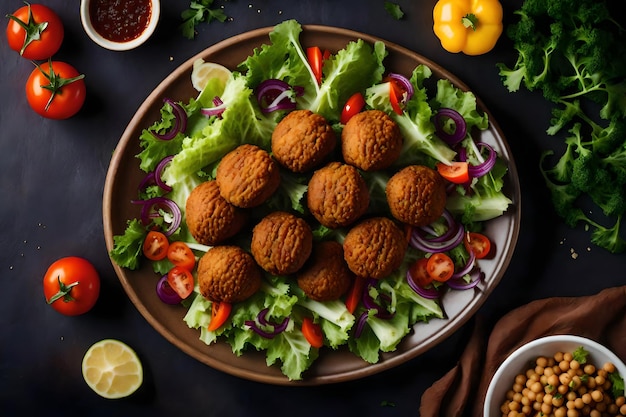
[103,25,521,385]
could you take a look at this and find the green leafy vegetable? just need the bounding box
[497,0,626,253]
[180,0,228,40]
[384,1,404,20]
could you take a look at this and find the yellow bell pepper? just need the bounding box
[433,0,503,56]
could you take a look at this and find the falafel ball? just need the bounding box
[216,144,281,208]
[307,162,370,229]
[197,245,262,303]
[296,240,354,301]
[341,109,403,171]
[343,217,407,279]
[271,110,337,173]
[185,180,247,245]
[250,211,313,275]
[385,165,447,227]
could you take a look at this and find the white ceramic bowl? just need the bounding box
[484,335,626,417]
[80,0,160,51]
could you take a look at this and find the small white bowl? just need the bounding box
[80,0,160,51]
[484,335,626,417]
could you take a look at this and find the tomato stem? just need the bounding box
[6,2,49,56]
[46,276,79,304]
[33,59,85,111]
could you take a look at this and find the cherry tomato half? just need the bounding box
[43,257,100,316]
[6,3,64,60]
[207,301,232,331]
[464,232,492,259]
[426,253,455,282]
[409,258,433,287]
[437,161,470,184]
[26,61,86,119]
[307,46,324,85]
[340,92,366,125]
[167,266,194,299]
[167,241,196,271]
[143,231,169,261]
[302,317,324,348]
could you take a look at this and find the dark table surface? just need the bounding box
[1,1,624,416]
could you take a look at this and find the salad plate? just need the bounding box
[103,25,521,385]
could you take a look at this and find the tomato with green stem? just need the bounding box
[464,232,492,259]
[302,317,324,348]
[426,253,455,282]
[167,266,195,299]
[207,301,232,331]
[167,241,195,270]
[437,161,470,184]
[43,257,100,316]
[26,60,86,119]
[340,92,366,125]
[143,230,169,261]
[6,2,64,60]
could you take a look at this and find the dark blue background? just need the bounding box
[1,1,623,416]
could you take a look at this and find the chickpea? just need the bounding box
[566,408,579,417]
[531,381,543,393]
[584,364,596,375]
[591,389,604,403]
[603,362,616,374]
[570,359,580,371]
[616,396,626,407]
[563,352,573,362]
[512,383,524,393]
[554,406,567,417]
[589,409,601,417]
[515,374,526,386]
[541,402,552,414]
[619,404,626,415]
[581,392,592,404]
[560,360,571,372]
[558,384,569,395]
[555,352,565,362]
[560,372,572,386]
[595,374,606,386]
[573,397,584,409]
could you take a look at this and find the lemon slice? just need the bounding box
[191,59,232,92]
[82,339,143,399]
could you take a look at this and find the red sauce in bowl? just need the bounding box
[89,0,152,43]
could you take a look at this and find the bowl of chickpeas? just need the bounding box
[484,335,626,417]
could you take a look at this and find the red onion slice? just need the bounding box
[406,269,441,300]
[255,79,303,113]
[132,196,182,237]
[386,72,414,103]
[156,275,183,304]
[245,309,290,338]
[447,269,483,290]
[468,142,497,178]
[151,98,187,140]
[434,108,467,145]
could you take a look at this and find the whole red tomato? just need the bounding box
[6,3,64,60]
[26,61,86,119]
[43,257,100,316]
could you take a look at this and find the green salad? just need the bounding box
[110,19,512,380]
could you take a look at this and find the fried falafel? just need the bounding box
[185,180,247,246]
[250,211,313,275]
[385,165,447,227]
[341,109,403,171]
[271,109,337,173]
[343,216,407,279]
[296,241,354,302]
[216,144,281,208]
[197,245,262,303]
[306,162,370,229]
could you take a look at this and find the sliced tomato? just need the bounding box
[307,46,324,85]
[167,241,196,270]
[143,231,169,261]
[302,317,324,348]
[464,232,492,259]
[340,92,366,125]
[409,258,433,287]
[426,253,455,282]
[207,301,232,331]
[389,81,403,115]
[345,276,366,314]
[437,162,470,184]
[166,266,194,299]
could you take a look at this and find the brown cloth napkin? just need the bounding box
[419,285,626,417]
